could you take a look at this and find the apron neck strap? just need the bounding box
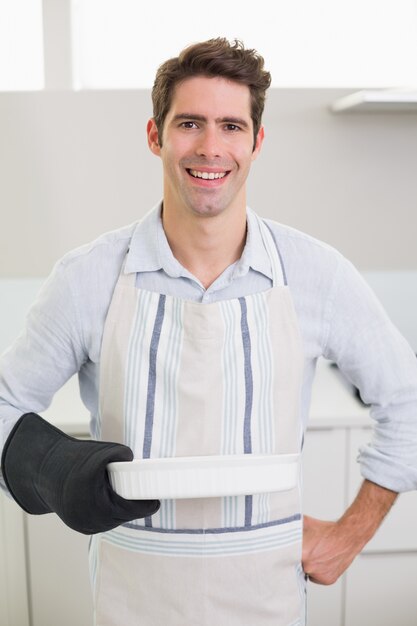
[118,250,137,288]
[257,218,287,287]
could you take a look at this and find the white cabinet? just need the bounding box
[302,427,346,626]
[303,428,347,521]
[345,553,417,626]
[1,488,93,626]
[0,493,30,626]
[25,513,93,626]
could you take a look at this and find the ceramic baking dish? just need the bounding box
[107,453,300,500]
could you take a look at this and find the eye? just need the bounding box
[180,121,198,129]
[224,124,241,132]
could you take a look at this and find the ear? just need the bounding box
[251,125,265,161]
[147,118,161,156]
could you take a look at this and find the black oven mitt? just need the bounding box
[1,412,160,535]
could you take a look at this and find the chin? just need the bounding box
[187,198,231,217]
[191,206,226,218]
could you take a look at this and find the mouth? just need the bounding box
[186,168,231,185]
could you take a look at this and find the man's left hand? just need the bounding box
[302,514,360,585]
[302,480,398,585]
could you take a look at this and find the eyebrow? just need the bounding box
[171,113,250,129]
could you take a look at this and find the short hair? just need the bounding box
[151,38,271,151]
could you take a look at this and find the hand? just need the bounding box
[302,481,398,585]
[1,413,160,534]
[302,514,360,585]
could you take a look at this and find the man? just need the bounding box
[1,38,417,626]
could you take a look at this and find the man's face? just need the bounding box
[147,76,264,219]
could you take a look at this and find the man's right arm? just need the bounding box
[0,259,86,490]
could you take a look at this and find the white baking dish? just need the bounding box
[107,453,300,500]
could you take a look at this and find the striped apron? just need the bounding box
[91,215,306,625]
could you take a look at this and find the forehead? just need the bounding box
[167,76,252,121]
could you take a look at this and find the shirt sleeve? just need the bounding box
[0,259,88,490]
[322,255,417,493]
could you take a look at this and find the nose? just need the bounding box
[195,126,222,159]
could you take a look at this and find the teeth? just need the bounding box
[189,170,227,180]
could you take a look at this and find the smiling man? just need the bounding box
[1,38,417,626]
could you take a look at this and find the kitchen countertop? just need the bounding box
[40,358,372,436]
[309,359,370,429]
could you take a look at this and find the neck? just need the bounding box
[161,204,247,289]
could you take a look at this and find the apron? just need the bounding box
[91,214,307,626]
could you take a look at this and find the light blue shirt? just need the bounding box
[1,202,417,493]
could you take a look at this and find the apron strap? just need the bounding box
[257,217,287,287]
[118,249,137,288]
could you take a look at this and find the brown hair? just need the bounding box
[151,38,271,151]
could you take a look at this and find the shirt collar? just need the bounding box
[124,200,273,281]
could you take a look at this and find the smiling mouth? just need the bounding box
[186,169,231,180]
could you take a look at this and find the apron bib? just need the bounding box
[91,216,306,626]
